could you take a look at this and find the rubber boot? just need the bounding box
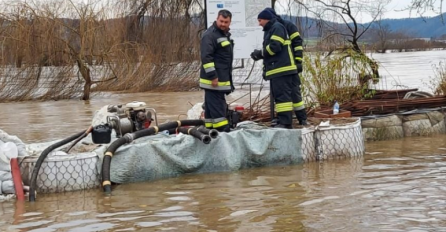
[273,124,293,129]
[295,109,308,125]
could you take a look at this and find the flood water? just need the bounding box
[0,50,446,231]
[370,50,446,92]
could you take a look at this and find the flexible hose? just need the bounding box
[167,127,179,134]
[102,120,204,194]
[66,126,93,153]
[197,126,219,139]
[177,127,212,144]
[29,130,88,202]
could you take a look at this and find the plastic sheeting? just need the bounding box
[0,140,20,196]
[0,106,365,194]
[95,118,364,184]
[94,126,304,184]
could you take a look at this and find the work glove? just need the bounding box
[250,49,263,61]
[297,62,303,73]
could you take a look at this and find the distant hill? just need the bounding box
[282,13,446,39]
[376,13,446,38]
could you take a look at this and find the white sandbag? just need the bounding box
[0,129,28,157]
[1,142,18,159]
[1,180,14,194]
[0,171,12,182]
[0,146,10,172]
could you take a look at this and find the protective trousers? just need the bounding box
[271,74,293,125]
[204,90,229,131]
[291,74,307,123]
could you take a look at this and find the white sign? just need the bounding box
[206,0,271,59]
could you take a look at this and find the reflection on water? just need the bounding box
[0,135,445,231]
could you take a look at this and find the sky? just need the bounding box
[275,0,445,23]
[3,0,445,22]
[383,0,445,20]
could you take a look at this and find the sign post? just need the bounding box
[205,0,271,59]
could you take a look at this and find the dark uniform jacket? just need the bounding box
[262,18,297,80]
[199,22,234,93]
[277,17,303,64]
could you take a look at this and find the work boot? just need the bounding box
[299,120,308,126]
[271,118,278,127]
[273,124,293,129]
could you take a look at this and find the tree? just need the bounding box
[372,21,392,53]
[406,0,444,21]
[293,0,390,80]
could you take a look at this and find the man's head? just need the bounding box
[264,7,277,17]
[257,9,274,27]
[216,9,232,32]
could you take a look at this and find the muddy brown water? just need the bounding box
[0,91,445,231]
[1,135,446,231]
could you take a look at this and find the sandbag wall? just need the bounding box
[362,111,446,141]
[301,118,365,161]
[20,152,100,193]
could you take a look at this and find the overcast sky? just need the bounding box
[4,0,446,22]
[276,0,445,23]
[384,0,444,19]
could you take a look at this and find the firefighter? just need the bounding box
[199,9,234,132]
[250,9,297,129]
[265,7,308,125]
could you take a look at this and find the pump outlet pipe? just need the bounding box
[197,126,219,139]
[178,127,212,144]
[29,129,90,202]
[101,120,204,194]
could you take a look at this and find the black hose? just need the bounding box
[29,130,88,202]
[167,127,179,134]
[66,126,93,153]
[197,126,219,139]
[178,127,212,144]
[102,119,204,194]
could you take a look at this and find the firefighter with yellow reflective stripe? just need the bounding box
[265,7,308,125]
[250,9,297,129]
[199,10,234,132]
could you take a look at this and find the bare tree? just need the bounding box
[0,0,203,102]
[372,20,392,53]
[294,0,390,79]
[389,30,411,52]
[406,0,444,21]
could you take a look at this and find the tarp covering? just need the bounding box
[0,104,365,195]
[95,125,303,184]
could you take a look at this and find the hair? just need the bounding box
[218,9,232,19]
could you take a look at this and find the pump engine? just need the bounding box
[106,101,157,137]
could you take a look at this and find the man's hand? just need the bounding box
[250,49,263,61]
[212,78,218,87]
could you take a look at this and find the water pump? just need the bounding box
[105,101,158,138]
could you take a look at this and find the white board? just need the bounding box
[206,0,271,59]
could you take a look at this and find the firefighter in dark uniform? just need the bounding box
[199,10,234,132]
[250,9,297,129]
[265,7,308,125]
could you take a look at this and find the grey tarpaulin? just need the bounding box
[95,127,303,184]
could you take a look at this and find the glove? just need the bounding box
[250,49,263,61]
[297,62,303,73]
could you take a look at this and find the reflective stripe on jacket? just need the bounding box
[199,22,234,92]
[277,17,303,63]
[262,18,297,80]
